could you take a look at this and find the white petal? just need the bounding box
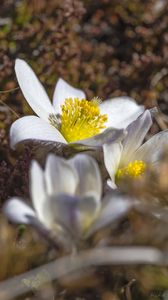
[121,110,152,165]
[45,154,78,196]
[107,179,117,189]
[103,142,123,186]
[78,195,100,222]
[133,130,168,163]
[15,59,55,120]
[87,194,132,236]
[53,78,86,114]
[10,116,67,149]
[41,194,80,232]
[30,160,47,223]
[3,198,36,224]
[78,195,101,233]
[71,127,126,149]
[68,154,102,205]
[99,97,144,129]
[43,194,99,235]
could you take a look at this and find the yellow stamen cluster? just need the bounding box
[116,160,146,180]
[59,98,107,142]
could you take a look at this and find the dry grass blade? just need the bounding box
[0,246,167,300]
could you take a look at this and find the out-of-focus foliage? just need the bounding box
[1,0,168,299]
[2,0,168,106]
[0,217,47,281]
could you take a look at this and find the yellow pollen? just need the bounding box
[59,98,108,142]
[116,160,146,180]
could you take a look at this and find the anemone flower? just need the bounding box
[10,59,144,150]
[103,109,168,188]
[3,154,132,242]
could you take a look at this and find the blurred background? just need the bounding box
[1,1,168,299]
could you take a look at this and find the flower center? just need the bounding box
[58,98,108,142]
[116,160,146,180]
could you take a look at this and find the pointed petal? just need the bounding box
[53,78,86,114]
[133,130,168,163]
[3,198,36,224]
[70,127,126,149]
[99,97,144,129]
[87,193,133,236]
[45,154,78,196]
[121,110,152,164]
[10,116,67,149]
[103,142,123,187]
[68,154,102,204]
[106,179,117,189]
[30,160,47,223]
[15,59,55,120]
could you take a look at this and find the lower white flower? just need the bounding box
[10,59,144,150]
[3,154,131,239]
[103,109,168,188]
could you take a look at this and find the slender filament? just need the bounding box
[59,98,107,142]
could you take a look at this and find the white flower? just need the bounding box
[10,59,144,149]
[3,154,131,239]
[103,109,168,188]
